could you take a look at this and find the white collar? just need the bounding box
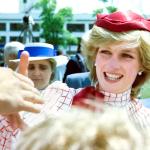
[101,89,131,107]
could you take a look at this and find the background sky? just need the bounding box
[0,0,149,15]
[0,0,19,13]
[0,0,103,14]
[56,0,103,14]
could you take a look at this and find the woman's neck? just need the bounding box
[95,83,131,106]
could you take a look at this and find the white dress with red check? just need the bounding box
[0,81,150,149]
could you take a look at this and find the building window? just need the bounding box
[10,36,18,41]
[23,0,27,3]
[10,36,39,43]
[89,24,94,29]
[0,36,6,43]
[0,23,6,31]
[10,23,23,31]
[10,36,23,43]
[67,24,85,32]
[33,37,40,42]
[33,23,40,31]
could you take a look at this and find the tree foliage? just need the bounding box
[93,0,117,16]
[106,6,117,13]
[34,0,77,48]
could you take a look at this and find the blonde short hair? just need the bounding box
[81,26,150,97]
[16,107,149,150]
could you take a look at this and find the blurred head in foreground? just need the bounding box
[16,106,150,150]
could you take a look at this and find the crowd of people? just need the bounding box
[0,10,150,150]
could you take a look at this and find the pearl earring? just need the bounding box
[138,71,142,76]
[94,63,96,66]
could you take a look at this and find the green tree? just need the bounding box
[34,0,77,49]
[93,0,117,16]
[106,6,117,13]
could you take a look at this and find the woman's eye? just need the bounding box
[40,65,48,70]
[122,53,134,59]
[28,65,35,70]
[99,50,111,55]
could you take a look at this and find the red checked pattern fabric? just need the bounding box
[0,81,150,149]
[0,116,19,150]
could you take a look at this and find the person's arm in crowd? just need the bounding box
[0,51,43,128]
[0,51,43,114]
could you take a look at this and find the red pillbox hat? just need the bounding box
[95,10,150,32]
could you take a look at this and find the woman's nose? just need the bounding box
[106,57,121,70]
[33,68,41,75]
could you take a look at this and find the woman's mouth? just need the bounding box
[104,72,123,81]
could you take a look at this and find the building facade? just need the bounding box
[0,0,95,51]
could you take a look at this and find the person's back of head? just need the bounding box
[4,41,24,70]
[16,106,150,150]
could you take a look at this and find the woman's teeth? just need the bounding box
[105,73,122,80]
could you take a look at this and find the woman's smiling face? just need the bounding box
[95,41,141,93]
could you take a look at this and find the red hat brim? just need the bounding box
[95,10,150,32]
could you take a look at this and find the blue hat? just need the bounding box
[18,42,56,60]
[10,42,57,65]
[10,42,69,67]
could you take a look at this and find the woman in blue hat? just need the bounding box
[23,43,56,90]
[11,42,66,90]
